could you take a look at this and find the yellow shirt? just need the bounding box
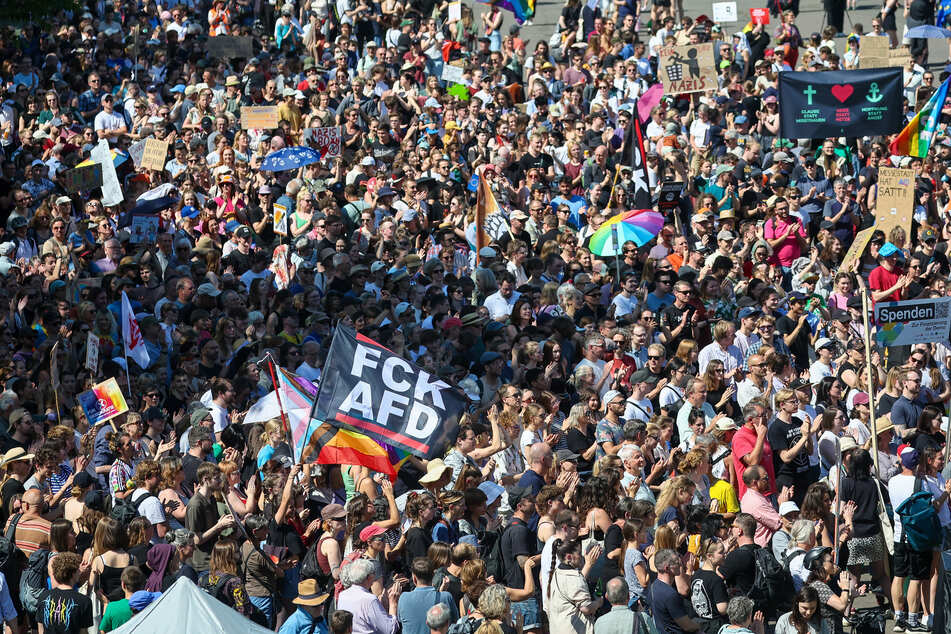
[709,479,740,514]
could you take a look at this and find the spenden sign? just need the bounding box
[875,297,951,346]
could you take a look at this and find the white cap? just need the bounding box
[815,337,834,351]
[603,390,624,406]
[779,501,800,516]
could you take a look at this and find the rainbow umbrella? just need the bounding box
[588,209,664,257]
[77,150,128,168]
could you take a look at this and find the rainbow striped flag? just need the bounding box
[476,0,533,24]
[304,422,410,478]
[890,75,951,158]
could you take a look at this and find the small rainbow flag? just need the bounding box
[476,0,533,24]
[304,423,409,478]
[890,75,951,158]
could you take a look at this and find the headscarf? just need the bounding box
[146,543,176,592]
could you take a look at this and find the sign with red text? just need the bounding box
[750,7,769,24]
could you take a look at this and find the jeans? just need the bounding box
[249,595,273,628]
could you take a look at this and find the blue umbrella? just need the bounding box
[260,146,322,172]
[905,25,951,38]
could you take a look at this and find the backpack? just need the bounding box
[333,549,365,599]
[0,514,24,578]
[447,616,480,634]
[781,547,805,572]
[748,546,794,618]
[896,485,942,553]
[110,490,154,527]
[19,548,52,616]
[483,524,509,582]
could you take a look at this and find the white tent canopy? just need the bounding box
[112,576,273,634]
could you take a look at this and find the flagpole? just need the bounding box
[612,224,621,290]
[121,342,132,404]
[262,352,293,450]
[50,342,61,427]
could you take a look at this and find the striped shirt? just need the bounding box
[4,514,51,556]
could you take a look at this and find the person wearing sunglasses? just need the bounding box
[660,282,700,349]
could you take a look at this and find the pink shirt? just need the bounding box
[731,425,775,499]
[741,488,782,547]
[763,215,806,267]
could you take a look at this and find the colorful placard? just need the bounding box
[78,377,129,427]
[61,164,103,193]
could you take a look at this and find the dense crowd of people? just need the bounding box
[1,0,951,633]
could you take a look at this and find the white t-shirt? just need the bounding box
[624,397,654,423]
[210,402,229,434]
[888,473,917,541]
[94,110,126,133]
[133,487,167,536]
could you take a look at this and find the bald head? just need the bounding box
[22,489,43,509]
[529,442,552,467]
[605,577,629,606]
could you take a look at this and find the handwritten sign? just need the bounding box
[859,36,889,69]
[875,167,915,239]
[307,126,341,158]
[241,106,279,129]
[61,164,103,193]
[658,43,716,95]
[712,1,737,22]
[130,215,160,244]
[85,332,99,374]
[128,139,147,169]
[889,45,911,68]
[448,1,461,21]
[750,7,769,24]
[206,35,253,59]
[441,63,468,86]
[838,227,875,274]
[140,138,169,172]
[273,203,288,236]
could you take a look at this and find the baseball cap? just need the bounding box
[779,501,800,516]
[359,524,386,542]
[814,337,835,351]
[738,307,761,320]
[506,486,534,507]
[603,390,624,406]
[320,503,347,520]
[900,446,919,469]
[878,242,900,257]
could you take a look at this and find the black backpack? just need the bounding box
[0,514,24,576]
[19,548,52,616]
[482,525,508,582]
[109,490,154,526]
[749,546,794,618]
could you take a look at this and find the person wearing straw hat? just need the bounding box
[0,446,34,527]
[279,578,330,634]
[873,417,900,482]
[417,459,452,495]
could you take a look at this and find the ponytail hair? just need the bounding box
[547,537,583,600]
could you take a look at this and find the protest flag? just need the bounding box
[890,74,951,158]
[121,291,149,370]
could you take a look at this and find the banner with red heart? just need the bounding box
[778,68,902,139]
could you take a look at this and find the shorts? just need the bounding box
[894,541,931,580]
[509,598,541,631]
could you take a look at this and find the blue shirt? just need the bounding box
[518,469,546,496]
[397,586,457,634]
[278,608,327,634]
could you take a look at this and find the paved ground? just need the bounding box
[472,0,951,68]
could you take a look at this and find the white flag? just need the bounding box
[121,291,150,369]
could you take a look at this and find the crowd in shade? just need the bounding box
[2,0,951,633]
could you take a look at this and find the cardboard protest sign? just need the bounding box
[448,1,461,20]
[859,36,889,68]
[241,106,279,129]
[889,45,911,67]
[310,126,341,158]
[61,164,103,193]
[311,327,468,460]
[128,139,147,169]
[712,1,737,21]
[778,68,902,139]
[658,43,716,95]
[875,167,915,238]
[206,36,253,59]
[130,215,160,244]
[273,203,288,236]
[140,138,169,171]
[78,377,128,427]
[837,227,875,274]
[875,297,951,346]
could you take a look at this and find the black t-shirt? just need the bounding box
[0,477,24,528]
[775,314,810,370]
[500,517,537,588]
[37,588,93,634]
[403,526,432,569]
[719,543,757,595]
[182,453,204,495]
[497,229,532,255]
[223,248,252,275]
[913,430,944,454]
[689,568,729,621]
[838,476,882,538]
[566,427,595,474]
[660,303,694,349]
[518,152,554,180]
[648,578,690,634]
[768,416,809,482]
[247,205,276,247]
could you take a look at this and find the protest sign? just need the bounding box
[311,326,468,460]
[271,244,290,289]
[448,1,461,20]
[889,45,911,67]
[875,167,915,238]
[658,43,716,95]
[778,68,902,139]
[206,35,253,59]
[750,7,769,24]
[273,203,288,235]
[241,106,279,129]
[441,64,468,85]
[78,377,129,427]
[130,215,160,244]
[85,332,99,374]
[61,164,102,193]
[91,140,123,206]
[859,36,889,68]
[311,126,341,158]
[875,297,951,346]
[838,227,875,274]
[712,1,737,22]
[128,139,147,169]
[140,138,169,171]
[658,182,684,212]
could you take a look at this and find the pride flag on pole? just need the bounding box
[476,0,533,24]
[890,75,951,158]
